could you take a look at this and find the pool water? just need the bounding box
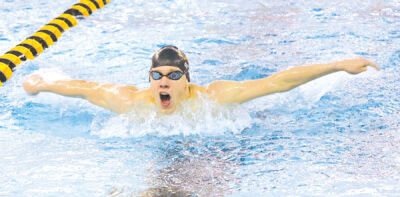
[1,0,400,196]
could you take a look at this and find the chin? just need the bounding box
[159,106,176,114]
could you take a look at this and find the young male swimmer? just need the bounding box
[23,46,380,114]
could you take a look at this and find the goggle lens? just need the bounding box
[152,72,162,80]
[168,71,183,80]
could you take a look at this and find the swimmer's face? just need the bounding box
[150,66,189,114]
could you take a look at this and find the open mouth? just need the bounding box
[160,93,171,107]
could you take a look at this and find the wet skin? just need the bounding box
[23,57,379,114]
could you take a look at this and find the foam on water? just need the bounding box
[1,0,400,196]
[91,94,253,138]
[31,68,72,82]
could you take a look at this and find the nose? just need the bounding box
[159,76,169,89]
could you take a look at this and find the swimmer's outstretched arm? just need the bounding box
[23,74,139,113]
[206,57,380,104]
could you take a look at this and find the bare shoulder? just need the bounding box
[131,89,153,102]
[107,87,153,113]
[203,80,271,104]
[189,83,207,98]
[205,80,246,96]
[103,85,152,104]
[191,81,246,103]
[115,85,138,93]
[102,84,139,100]
[117,86,153,103]
[122,85,139,92]
[206,80,241,90]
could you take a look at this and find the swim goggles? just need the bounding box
[150,70,186,80]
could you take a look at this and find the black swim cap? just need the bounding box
[151,45,190,82]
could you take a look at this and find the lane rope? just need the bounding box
[0,0,110,87]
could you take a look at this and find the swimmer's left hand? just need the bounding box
[336,57,380,74]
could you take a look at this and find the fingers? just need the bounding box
[366,60,380,71]
[356,57,380,71]
[357,57,379,70]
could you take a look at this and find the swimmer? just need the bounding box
[23,45,380,114]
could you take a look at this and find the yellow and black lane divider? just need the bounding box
[0,0,111,87]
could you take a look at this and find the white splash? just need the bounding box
[90,94,253,138]
[32,68,71,82]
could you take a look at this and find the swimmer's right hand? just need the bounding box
[23,74,45,95]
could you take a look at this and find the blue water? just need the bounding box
[1,0,400,196]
